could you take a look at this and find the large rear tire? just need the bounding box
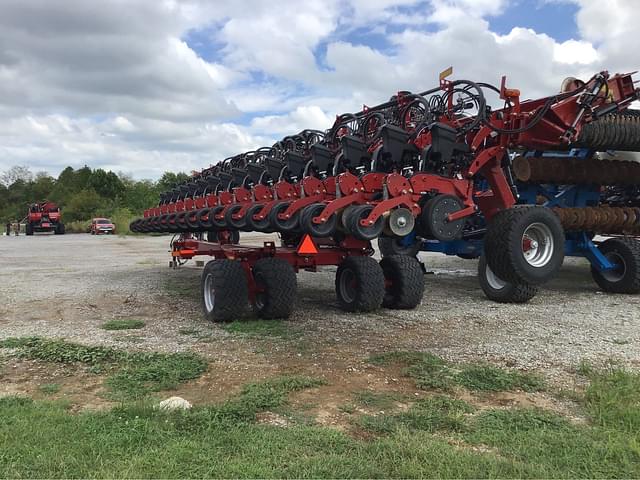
[25,224,33,236]
[380,255,424,309]
[591,238,640,294]
[335,256,385,312]
[478,256,538,303]
[201,259,248,322]
[485,206,564,285]
[252,258,297,319]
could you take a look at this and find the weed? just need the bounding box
[38,384,61,395]
[0,337,207,400]
[370,351,544,393]
[353,390,403,410]
[101,319,146,331]
[360,395,474,434]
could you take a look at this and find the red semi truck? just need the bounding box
[25,201,65,235]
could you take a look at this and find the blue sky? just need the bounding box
[0,0,637,179]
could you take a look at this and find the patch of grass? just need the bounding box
[360,395,474,434]
[353,390,403,410]
[455,364,543,392]
[101,319,146,331]
[0,337,207,400]
[369,351,544,393]
[38,383,61,395]
[178,327,200,336]
[585,367,640,432]
[222,320,293,338]
[2,368,640,477]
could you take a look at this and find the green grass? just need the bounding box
[0,337,207,400]
[353,390,404,410]
[360,395,474,434]
[222,319,294,338]
[369,351,544,392]
[1,359,639,477]
[38,383,61,395]
[101,319,146,331]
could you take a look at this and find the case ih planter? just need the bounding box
[131,69,640,317]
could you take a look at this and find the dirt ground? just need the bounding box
[1,232,638,414]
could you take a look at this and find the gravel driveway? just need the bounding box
[1,233,638,388]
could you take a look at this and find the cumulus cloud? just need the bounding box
[0,0,639,179]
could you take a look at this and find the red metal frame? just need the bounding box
[171,235,374,301]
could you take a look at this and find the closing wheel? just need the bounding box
[346,204,385,241]
[335,256,385,312]
[245,203,271,232]
[478,256,538,303]
[269,202,300,232]
[377,235,421,257]
[485,206,564,285]
[225,204,247,230]
[209,205,228,230]
[380,255,424,309]
[201,259,248,322]
[591,237,640,293]
[302,203,336,237]
[252,258,297,319]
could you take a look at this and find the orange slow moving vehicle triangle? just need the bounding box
[297,234,319,255]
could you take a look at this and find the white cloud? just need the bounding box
[0,0,639,180]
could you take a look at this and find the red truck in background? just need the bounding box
[25,201,65,235]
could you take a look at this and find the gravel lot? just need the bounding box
[1,232,638,396]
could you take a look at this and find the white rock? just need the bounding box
[158,396,192,411]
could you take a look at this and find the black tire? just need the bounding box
[478,256,538,303]
[377,235,421,257]
[25,224,33,236]
[335,256,385,312]
[206,231,218,243]
[485,206,564,285]
[201,259,248,322]
[269,202,299,232]
[302,203,336,237]
[197,208,215,230]
[421,194,464,241]
[380,255,424,309]
[252,258,297,319]
[225,204,247,230]
[209,205,228,230]
[346,204,384,241]
[245,203,271,232]
[591,238,640,294]
[55,223,65,235]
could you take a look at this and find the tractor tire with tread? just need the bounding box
[201,259,248,322]
[485,206,564,285]
[252,258,297,319]
[478,256,538,303]
[380,255,424,309]
[335,256,385,312]
[591,237,640,294]
[377,235,421,257]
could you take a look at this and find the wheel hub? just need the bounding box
[521,222,554,268]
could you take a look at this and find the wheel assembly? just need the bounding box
[346,204,384,241]
[477,256,538,303]
[591,238,640,293]
[335,256,385,312]
[379,255,425,309]
[252,258,297,319]
[302,203,337,237]
[201,259,248,322]
[485,206,565,285]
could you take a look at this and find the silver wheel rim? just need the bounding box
[485,263,507,290]
[339,268,357,303]
[203,273,215,313]
[522,222,554,268]
[601,252,626,282]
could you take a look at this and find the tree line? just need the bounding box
[0,165,189,232]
